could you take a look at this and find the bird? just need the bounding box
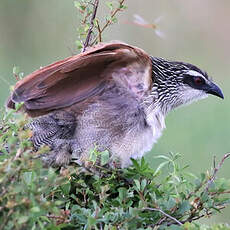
[7,42,224,168]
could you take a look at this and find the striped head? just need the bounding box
[150,57,224,113]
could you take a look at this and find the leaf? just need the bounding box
[154,154,171,161]
[167,225,183,230]
[18,216,29,224]
[111,17,118,23]
[74,1,81,9]
[118,187,127,202]
[13,66,20,75]
[134,179,141,191]
[23,171,35,186]
[100,150,110,166]
[131,158,140,169]
[201,191,209,203]
[30,206,40,213]
[177,201,191,215]
[105,2,113,11]
[61,182,71,196]
[141,179,147,191]
[153,161,168,176]
[75,40,83,50]
[165,197,176,210]
[87,216,96,226]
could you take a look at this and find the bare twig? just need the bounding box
[100,0,125,33]
[150,216,166,228]
[186,180,206,200]
[13,73,19,81]
[95,19,102,42]
[146,204,226,228]
[0,209,13,230]
[91,0,126,45]
[213,155,216,169]
[82,0,99,52]
[186,153,230,200]
[205,153,230,192]
[143,207,183,226]
[47,210,70,225]
[209,190,230,196]
[174,205,226,226]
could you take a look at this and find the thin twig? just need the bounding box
[148,204,226,228]
[91,0,125,45]
[13,73,19,81]
[82,0,99,52]
[143,207,183,226]
[213,155,216,169]
[209,190,230,196]
[186,179,206,200]
[100,0,125,32]
[170,205,226,226]
[150,216,166,228]
[0,209,13,230]
[95,19,102,42]
[205,153,230,192]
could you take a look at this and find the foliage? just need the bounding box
[1,1,230,229]
[1,107,230,229]
[74,0,127,51]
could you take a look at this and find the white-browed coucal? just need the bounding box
[7,42,224,168]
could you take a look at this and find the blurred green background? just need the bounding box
[0,0,229,225]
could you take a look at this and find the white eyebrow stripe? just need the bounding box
[186,70,204,78]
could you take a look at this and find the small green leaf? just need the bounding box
[105,2,113,11]
[100,150,110,166]
[55,200,64,206]
[141,179,147,191]
[75,40,83,49]
[134,179,141,191]
[118,187,127,202]
[153,161,168,176]
[111,17,118,23]
[177,201,191,215]
[74,1,80,8]
[61,182,71,196]
[30,206,40,213]
[154,155,171,161]
[23,171,35,185]
[18,216,29,224]
[201,191,209,202]
[13,66,20,75]
[87,216,96,226]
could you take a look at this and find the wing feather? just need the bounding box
[7,42,153,117]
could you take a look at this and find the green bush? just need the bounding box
[1,1,230,229]
[1,108,230,230]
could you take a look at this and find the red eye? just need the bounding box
[194,77,204,85]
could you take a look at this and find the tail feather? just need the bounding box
[26,111,76,150]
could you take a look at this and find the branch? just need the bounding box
[91,0,126,45]
[143,207,183,226]
[100,0,125,33]
[82,0,99,52]
[170,205,226,226]
[205,153,230,192]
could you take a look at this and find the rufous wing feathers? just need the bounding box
[7,42,153,117]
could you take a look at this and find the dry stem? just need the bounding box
[143,207,183,226]
[92,0,125,45]
[82,0,99,52]
[205,153,230,192]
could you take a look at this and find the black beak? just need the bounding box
[206,82,224,99]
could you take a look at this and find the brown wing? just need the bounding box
[7,42,153,117]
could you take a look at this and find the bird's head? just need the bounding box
[150,57,224,113]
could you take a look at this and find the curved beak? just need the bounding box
[206,82,224,99]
